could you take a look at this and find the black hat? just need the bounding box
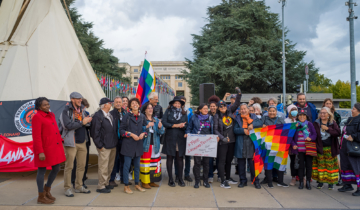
[169,96,185,106]
[99,97,114,105]
[298,108,308,116]
[217,100,227,108]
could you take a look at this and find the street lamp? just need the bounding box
[279,0,287,113]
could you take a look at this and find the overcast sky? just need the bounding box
[74,0,360,83]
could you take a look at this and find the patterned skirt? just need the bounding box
[312,147,339,184]
[140,145,162,184]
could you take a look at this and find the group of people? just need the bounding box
[31,88,360,204]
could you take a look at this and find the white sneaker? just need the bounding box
[65,188,74,197]
[128,173,133,181]
[75,186,91,193]
[115,173,120,181]
[208,177,214,183]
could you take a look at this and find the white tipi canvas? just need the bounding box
[0,0,105,147]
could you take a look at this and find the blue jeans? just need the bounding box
[208,158,219,178]
[123,156,140,185]
[110,144,124,182]
[175,155,191,177]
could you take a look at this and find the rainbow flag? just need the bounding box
[250,123,297,182]
[136,58,156,105]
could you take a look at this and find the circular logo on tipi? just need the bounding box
[14,100,37,134]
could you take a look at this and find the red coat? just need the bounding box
[32,110,66,167]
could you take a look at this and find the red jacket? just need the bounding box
[32,110,66,167]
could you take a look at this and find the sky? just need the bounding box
[73,0,360,83]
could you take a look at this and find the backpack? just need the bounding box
[58,109,73,135]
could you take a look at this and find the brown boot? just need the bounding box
[149,182,159,187]
[124,186,133,194]
[135,184,146,192]
[37,192,54,204]
[44,185,56,201]
[142,182,151,189]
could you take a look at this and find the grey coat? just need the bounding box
[261,116,285,126]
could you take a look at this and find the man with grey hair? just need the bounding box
[263,97,286,119]
[141,92,163,119]
[61,92,92,197]
[91,97,118,193]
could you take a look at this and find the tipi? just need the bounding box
[0,0,105,144]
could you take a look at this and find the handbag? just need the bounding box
[347,141,360,157]
[305,141,317,157]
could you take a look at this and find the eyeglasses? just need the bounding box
[147,107,153,110]
[320,112,328,115]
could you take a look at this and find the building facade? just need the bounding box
[118,61,191,106]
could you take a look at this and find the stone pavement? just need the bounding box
[0,159,359,210]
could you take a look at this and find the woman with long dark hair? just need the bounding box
[140,103,165,189]
[161,96,188,187]
[214,87,241,189]
[207,95,220,183]
[32,97,66,204]
[338,103,360,196]
[186,103,217,188]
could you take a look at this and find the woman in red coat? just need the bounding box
[32,97,66,204]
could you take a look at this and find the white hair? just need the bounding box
[148,92,158,99]
[268,97,278,105]
[319,107,334,123]
[114,96,122,101]
[252,103,262,112]
[100,104,105,109]
[240,103,249,109]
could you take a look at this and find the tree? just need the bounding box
[61,0,129,81]
[183,0,327,105]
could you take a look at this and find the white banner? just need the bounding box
[185,134,218,157]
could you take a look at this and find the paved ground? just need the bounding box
[0,158,359,210]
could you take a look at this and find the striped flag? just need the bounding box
[136,58,156,105]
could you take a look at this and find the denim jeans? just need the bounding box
[123,156,140,185]
[175,155,191,177]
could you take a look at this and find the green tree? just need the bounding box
[61,0,129,81]
[183,0,326,105]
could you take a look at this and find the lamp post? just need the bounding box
[280,0,287,112]
[346,0,358,107]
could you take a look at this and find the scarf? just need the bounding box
[297,120,310,138]
[197,114,209,121]
[171,106,182,120]
[241,114,253,129]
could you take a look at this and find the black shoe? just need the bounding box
[238,182,247,188]
[227,178,238,185]
[272,177,279,183]
[298,181,304,189]
[175,176,179,183]
[220,180,231,189]
[317,183,324,189]
[336,178,343,186]
[352,189,360,196]
[121,181,132,185]
[203,181,210,188]
[168,178,176,187]
[277,182,289,188]
[260,178,267,184]
[338,184,354,192]
[105,185,114,190]
[83,184,88,189]
[306,180,311,190]
[255,183,261,189]
[184,176,193,182]
[178,179,186,187]
[96,188,111,193]
[328,184,334,190]
[194,181,200,189]
[268,182,274,188]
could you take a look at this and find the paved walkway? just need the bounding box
[0,160,359,210]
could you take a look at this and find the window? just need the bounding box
[154,68,162,70]
[175,75,183,80]
[163,68,167,70]
[178,82,183,87]
[176,91,184,96]
[134,69,138,72]
[134,76,138,80]
[134,82,138,86]
[160,75,170,80]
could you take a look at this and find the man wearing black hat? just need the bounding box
[91,98,118,193]
[61,92,92,197]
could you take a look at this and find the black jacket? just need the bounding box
[110,108,126,144]
[141,102,163,119]
[120,112,147,157]
[214,93,242,145]
[344,115,360,143]
[161,108,188,157]
[91,110,118,149]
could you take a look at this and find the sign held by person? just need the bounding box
[186,134,218,157]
